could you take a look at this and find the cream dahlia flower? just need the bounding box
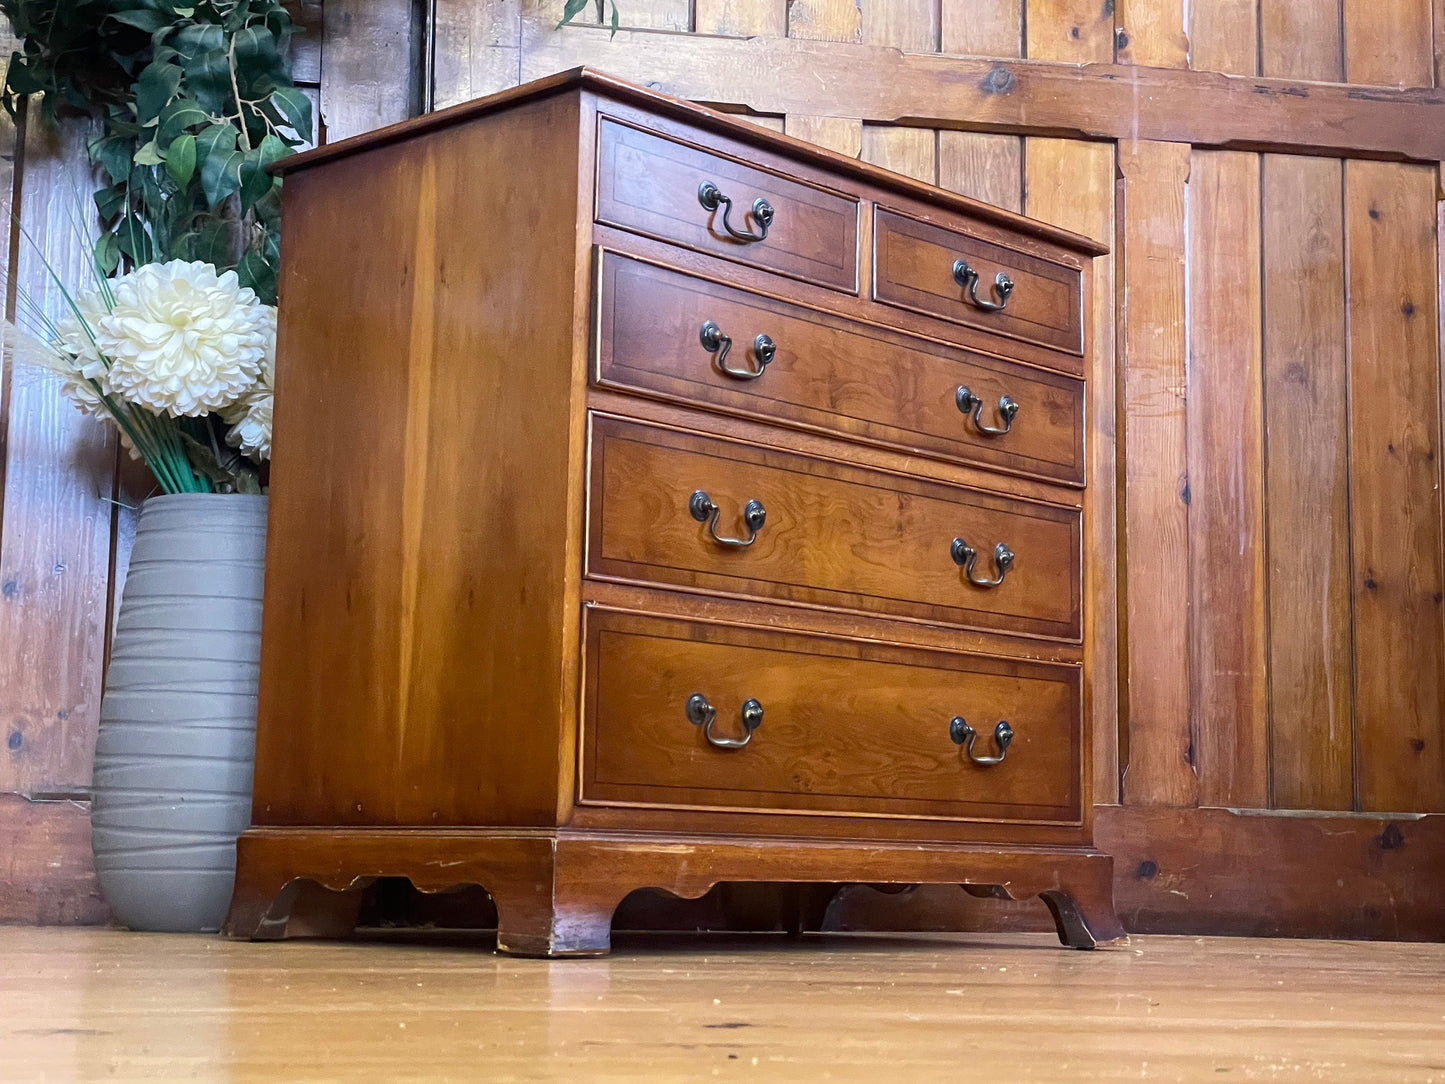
[222,309,276,462]
[98,260,271,416]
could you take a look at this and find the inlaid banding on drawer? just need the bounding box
[873,207,1084,355]
[580,608,1082,823]
[595,250,1086,484]
[595,116,860,293]
[586,415,1082,640]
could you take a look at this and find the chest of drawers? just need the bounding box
[224,68,1123,955]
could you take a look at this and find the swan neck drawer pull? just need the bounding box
[952,259,1014,312]
[950,717,1014,765]
[698,181,775,243]
[956,385,1019,436]
[951,538,1014,588]
[686,693,764,749]
[690,490,767,547]
[700,321,776,380]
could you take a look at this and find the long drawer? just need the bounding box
[595,116,860,293]
[873,207,1084,356]
[595,250,1086,485]
[580,609,1082,823]
[586,415,1082,641]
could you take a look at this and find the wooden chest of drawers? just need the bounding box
[224,68,1122,955]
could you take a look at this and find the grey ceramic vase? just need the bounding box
[90,492,268,932]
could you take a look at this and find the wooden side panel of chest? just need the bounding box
[227,70,1121,957]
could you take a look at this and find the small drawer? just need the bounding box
[586,415,1081,641]
[595,116,860,293]
[873,207,1084,355]
[581,609,1082,823]
[595,250,1085,485]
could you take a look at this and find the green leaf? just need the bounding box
[94,231,122,276]
[134,61,182,124]
[237,148,275,215]
[133,138,164,166]
[196,121,242,207]
[110,9,170,33]
[558,0,590,26]
[174,219,236,265]
[269,86,312,142]
[116,213,155,265]
[165,132,196,187]
[237,246,277,305]
[184,48,233,115]
[89,134,135,186]
[94,183,129,222]
[157,97,209,144]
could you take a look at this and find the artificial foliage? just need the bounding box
[0,0,314,306]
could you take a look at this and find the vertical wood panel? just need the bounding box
[431,0,521,109]
[568,0,691,31]
[1115,0,1188,68]
[786,0,863,151]
[1191,0,1258,75]
[1024,137,1119,804]
[783,115,862,157]
[1343,0,1432,87]
[1025,0,1116,62]
[321,0,418,140]
[1345,160,1445,813]
[1259,0,1341,81]
[860,126,936,184]
[0,117,116,796]
[937,133,1021,212]
[694,0,786,37]
[1187,149,1268,808]
[862,0,939,52]
[1118,139,1195,806]
[786,0,861,43]
[940,0,1020,57]
[1261,155,1353,811]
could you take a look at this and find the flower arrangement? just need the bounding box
[0,0,313,493]
[2,0,312,304]
[16,256,276,492]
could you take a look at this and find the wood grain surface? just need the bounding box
[581,610,1081,822]
[587,415,1082,639]
[7,927,1445,1081]
[595,251,1086,483]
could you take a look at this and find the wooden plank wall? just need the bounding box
[5,0,1445,937]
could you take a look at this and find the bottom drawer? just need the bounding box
[580,609,1081,824]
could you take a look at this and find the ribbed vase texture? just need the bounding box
[91,493,268,932]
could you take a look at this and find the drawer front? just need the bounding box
[596,117,860,293]
[873,208,1084,355]
[596,251,1085,484]
[587,416,1082,640]
[581,609,1082,823]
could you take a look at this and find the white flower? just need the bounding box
[98,260,270,416]
[53,288,111,382]
[221,307,277,462]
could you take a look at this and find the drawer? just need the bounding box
[595,250,1085,485]
[586,415,1081,641]
[595,116,860,293]
[581,609,1082,823]
[873,208,1084,356]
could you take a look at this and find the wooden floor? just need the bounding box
[2,928,1443,1082]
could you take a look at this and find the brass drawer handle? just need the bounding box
[698,180,775,243]
[690,490,767,547]
[952,259,1014,312]
[699,320,776,380]
[956,385,1019,436]
[686,693,764,749]
[951,538,1014,588]
[950,717,1014,765]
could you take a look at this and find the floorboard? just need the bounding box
[1,928,1443,1081]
